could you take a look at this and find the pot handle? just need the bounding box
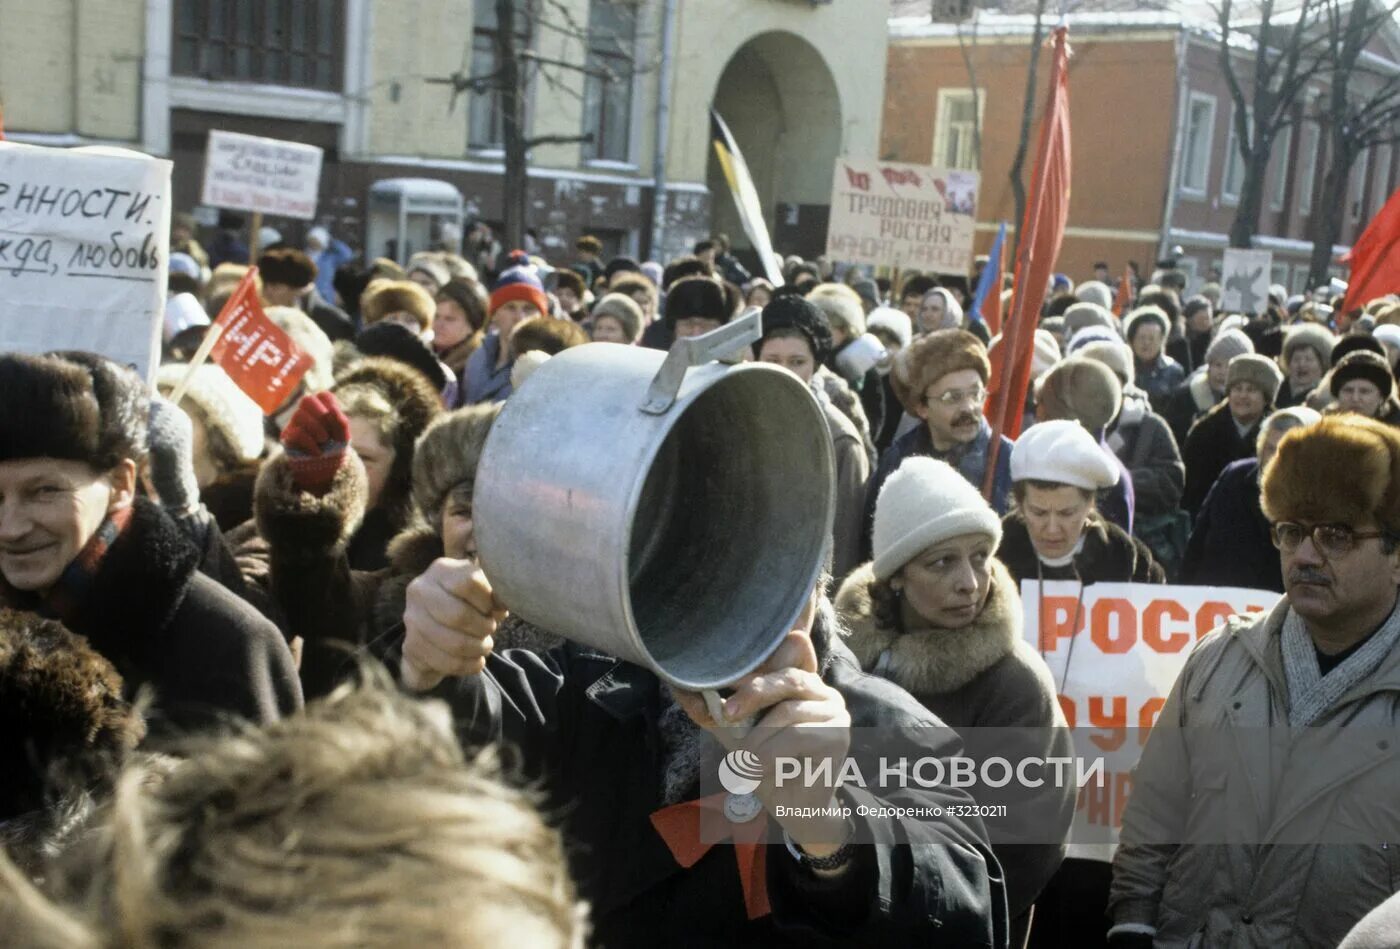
[641,309,762,415]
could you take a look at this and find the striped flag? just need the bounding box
[710,109,784,285]
[969,221,1007,334]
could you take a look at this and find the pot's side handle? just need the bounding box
[640,308,762,415]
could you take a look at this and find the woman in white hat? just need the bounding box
[834,455,1073,948]
[997,420,1164,585]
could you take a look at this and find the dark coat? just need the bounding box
[1275,377,1319,409]
[303,288,356,343]
[1162,369,1220,449]
[0,499,301,734]
[1181,400,1263,520]
[1134,354,1186,412]
[429,611,1010,947]
[201,462,260,534]
[834,559,1073,937]
[1179,458,1281,592]
[997,512,1165,586]
[1167,331,1210,375]
[1107,393,1185,519]
[875,373,903,456]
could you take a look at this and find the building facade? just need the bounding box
[0,0,889,266]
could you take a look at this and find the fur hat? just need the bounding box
[362,280,436,331]
[489,266,550,317]
[266,306,335,392]
[257,248,317,288]
[1078,339,1134,388]
[411,404,504,531]
[590,293,645,343]
[155,364,266,464]
[1075,280,1114,311]
[867,306,912,349]
[1330,350,1396,399]
[757,295,834,363]
[1279,324,1334,368]
[0,353,146,469]
[509,317,588,358]
[664,276,730,327]
[407,256,450,290]
[355,322,451,392]
[1205,327,1254,367]
[806,284,867,338]
[988,329,1062,382]
[1262,414,1400,533]
[1124,305,1171,343]
[1227,353,1284,403]
[1062,302,1120,341]
[1036,356,1123,433]
[872,456,1003,581]
[890,328,988,416]
[1011,419,1120,491]
[334,357,444,518]
[1330,333,1386,367]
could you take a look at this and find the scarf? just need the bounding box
[41,507,133,625]
[1281,597,1400,726]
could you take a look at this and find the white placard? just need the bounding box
[0,142,171,382]
[825,158,979,275]
[1220,248,1273,314]
[201,130,323,220]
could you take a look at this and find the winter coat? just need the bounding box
[1134,353,1186,411]
[312,237,355,306]
[875,373,903,456]
[1275,377,1320,409]
[1180,459,1282,592]
[1325,398,1400,429]
[835,559,1074,935]
[430,609,1011,947]
[1339,889,1400,948]
[997,512,1165,586]
[816,366,876,469]
[437,331,484,381]
[1167,330,1211,375]
[462,331,513,404]
[1182,401,1264,520]
[1109,596,1400,947]
[1097,445,1137,537]
[201,462,261,534]
[1163,368,1221,449]
[863,419,1014,560]
[822,399,871,584]
[0,499,301,734]
[1107,391,1185,519]
[822,344,885,453]
[303,287,355,343]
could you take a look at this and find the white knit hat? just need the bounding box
[155,363,266,462]
[867,306,913,349]
[1010,419,1120,491]
[872,457,1003,581]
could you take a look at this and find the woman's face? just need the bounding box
[1339,378,1384,417]
[348,416,395,510]
[896,533,994,631]
[1228,382,1266,425]
[492,300,540,339]
[591,315,629,344]
[1288,347,1322,386]
[758,335,817,384]
[1021,483,1094,561]
[917,292,947,334]
[433,299,472,351]
[441,494,475,560]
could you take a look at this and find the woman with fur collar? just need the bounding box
[834,455,1073,947]
[997,421,1165,586]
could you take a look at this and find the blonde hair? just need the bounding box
[335,383,399,448]
[0,677,586,948]
[806,282,867,337]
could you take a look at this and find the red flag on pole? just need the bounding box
[1341,185,1400,313]
[209,268,313,414]
[1114,265,1133,316]
[985,272,1004,337]
[983,25,1073,499]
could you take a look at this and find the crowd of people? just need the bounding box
[3,215,1400,947]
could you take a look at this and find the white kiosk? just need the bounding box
[365,177,464,264]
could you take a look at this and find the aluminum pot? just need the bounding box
[473,312,836,691]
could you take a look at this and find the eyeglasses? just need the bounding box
[1270,522,1389,558]
[927,385,988,408]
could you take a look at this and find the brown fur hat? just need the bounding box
[1261,414,1400,532]
[0,353,147,469]
[361,279,436,331]
[412,404,503,531]
[509,317,589,358]
[1036,356,1123,433]
[891,328,989,416]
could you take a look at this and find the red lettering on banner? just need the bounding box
[1196,601,1236,638]
[1089,696,1127,751]
[1143,599,1191,653]
[1091,598,1136,654]
[1058,694,1076,728]
[880,167,922,188]
[844,165,871,191]
[1138,697,1166,734]
[1039,595,1085,651]
[1076,770,1134,828]
[209,267,312,414]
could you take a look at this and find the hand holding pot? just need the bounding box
[400,557,508,692]
[674,626,853,856]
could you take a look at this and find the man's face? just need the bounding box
[1281,521,1400,633]
[1095,266,1110,283]
[674,316,722,340]
[1228,382,1266,425]
[1131,322,1165,363]
[0,458,130,592]
[916,368,986,449]
[492,300,540,339]
[758,335,817,384]
[917,292,947,334]
[899,293,923,321]
[1187,306,1213,334]
[697,248,717,266]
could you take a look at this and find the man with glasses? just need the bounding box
[1110,414,1400,947]
[862,329,1012,559]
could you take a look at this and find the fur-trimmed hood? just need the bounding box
[1188,366,1219,413]
[834,557,1021,696]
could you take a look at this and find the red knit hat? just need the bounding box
[490,264,549,317]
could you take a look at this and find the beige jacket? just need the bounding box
[1110,596,1400,948]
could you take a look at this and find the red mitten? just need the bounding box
[280,391,350,496]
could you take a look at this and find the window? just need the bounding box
[1270,125,1292,212]
[469,1,531,150]
[1221,105,1250,203]
[1290,264,1309,294]
[1373,145,1393,216]
[1271,262,1289,289]
[1298,120,1320,214]
[1179,93,1216,196]
[933,89,984,170]
[1351,149,1371,220]
[172,0,343,90]
[582,0,638,163]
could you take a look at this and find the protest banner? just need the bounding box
[825,158,979,275]
[201,130,323,221]
[1221,248,1273,314]
[1021,581,1281,859]
[0,142,170,381]
[206,268,312,413]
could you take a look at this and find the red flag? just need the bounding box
[209,268,312,414]
[986,275,1004,337]
[1114,265,1133,316]
[983,25,1072,498]
[1342,185,1400,313]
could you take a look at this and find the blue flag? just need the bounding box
[969,221,1006,328]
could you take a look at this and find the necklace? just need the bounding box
[1036,553,1086,697]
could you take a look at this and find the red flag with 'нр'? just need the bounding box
[209,268,312,414]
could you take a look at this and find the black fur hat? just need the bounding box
[755,295,834,364]
[0,352,147,469]
[664,276,730,327]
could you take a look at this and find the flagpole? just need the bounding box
[168,267,258,406]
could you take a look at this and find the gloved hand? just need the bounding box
[280,391,350,496]
[147,396,201,517]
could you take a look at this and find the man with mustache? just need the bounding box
[1110,414,1400,947]
[862,329,1013,559]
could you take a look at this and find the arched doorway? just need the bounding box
[708,31,842,267]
